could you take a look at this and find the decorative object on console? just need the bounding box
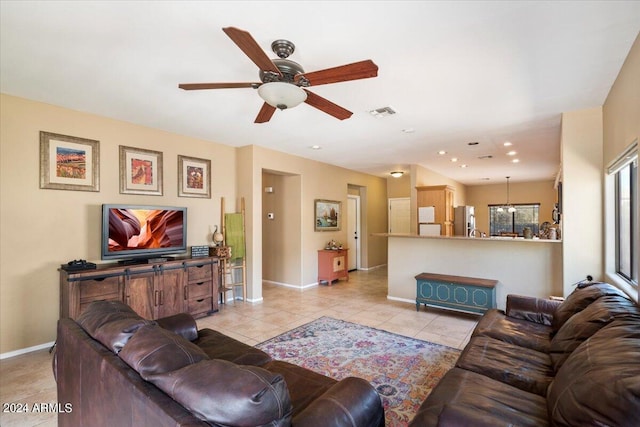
[212,225,224,246]
[209,246,231,258]
[119,145,163,195]
[178,155,211,198]
[39,131,100,192]
[190,245,210,258]
[315,199,341,231]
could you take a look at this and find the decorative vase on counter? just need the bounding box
[523,227,533,239]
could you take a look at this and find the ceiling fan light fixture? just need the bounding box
[258,82,307,110]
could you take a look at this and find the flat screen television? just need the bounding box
[101,204,187,263]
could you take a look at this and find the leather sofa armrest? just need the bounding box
[437,404,501,427]
[155,313,198,341]
[293,377,384,427]
[506,294,561,326]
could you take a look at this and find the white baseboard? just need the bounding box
[263,280,318,290]
[1,341,55,360]
[386,295,415,305]
[358,263,387,271]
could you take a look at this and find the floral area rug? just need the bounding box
[256,317,460,426]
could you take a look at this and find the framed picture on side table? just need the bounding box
[119,145,163,195]
[39,131,100,192]
[178,155,211,198]
[315,199,341,231]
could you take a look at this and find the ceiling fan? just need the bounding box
[179,27,379,123]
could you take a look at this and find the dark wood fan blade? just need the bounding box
[223,27,282,75]
[255,102,277,123]
[297,60,378,86]
[178,82,259,90]
[303,90,353,120]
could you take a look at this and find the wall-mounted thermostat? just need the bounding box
[267,212,275,220]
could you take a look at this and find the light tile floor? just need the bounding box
[0,266,477,427]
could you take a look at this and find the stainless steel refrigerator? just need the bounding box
[454,206,475,236]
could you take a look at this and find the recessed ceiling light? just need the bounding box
[480,177,491,181]
[402,128,415,133]
[438,150,447,155]
[451,157,458,162]
[310,145,322,150]
[512,159,520,163]
[507,151,517,156]
[460,164,468,168]
[503,141,513,146]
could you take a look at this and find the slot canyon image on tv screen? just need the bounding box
[102,205,187,260]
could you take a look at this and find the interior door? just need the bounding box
[389,198,411,233]
[347,195,361,271]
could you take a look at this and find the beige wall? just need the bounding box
[561,107,604,295]
[237,146,388,299]
[603,34,640,301]
[0,94,236,354]
[466,180,558,235]
[387,173,411,198]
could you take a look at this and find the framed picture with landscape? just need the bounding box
[39,131,100,192]
[178,155,211,198]
[119,145,163,196]
[315,199,341,231]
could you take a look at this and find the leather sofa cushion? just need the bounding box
[292,376,384,427]
[149,359,292,427]
[456,335,554,396]
[549,295,640,371]
[77,301,149,354]
[472,309,553,352]
[409,367,548,427]
[263,360,338,419]
[155,313,199,341]
[551,282,629,334]
[548,318,640,427]
[119,324,209,380]
[195,328,272,366]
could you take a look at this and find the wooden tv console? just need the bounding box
[60,256,220,320]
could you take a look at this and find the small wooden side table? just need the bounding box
[317,249,349,285]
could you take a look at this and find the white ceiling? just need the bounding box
[2,1,639,185]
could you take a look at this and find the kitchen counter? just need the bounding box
[379,233,563,310]
[373,233,562,243]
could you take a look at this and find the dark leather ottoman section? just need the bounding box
[472,309,553,352]
[409,368,549,427]
[456,335,554,396]
[263,360,338,419]
[194,328,272,366]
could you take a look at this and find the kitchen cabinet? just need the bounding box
[416,185,455,236]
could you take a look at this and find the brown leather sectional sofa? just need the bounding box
[409,282,640,426]
[54,301,384,427]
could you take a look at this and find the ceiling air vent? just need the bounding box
[369,106,397,118]
[478,154,493,160]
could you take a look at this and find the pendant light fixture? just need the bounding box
[497,176,516,213]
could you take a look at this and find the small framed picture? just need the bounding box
[119,145,163,195]
[315,199,341,231]
[178,155,211,198]
[39,131,100,192]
